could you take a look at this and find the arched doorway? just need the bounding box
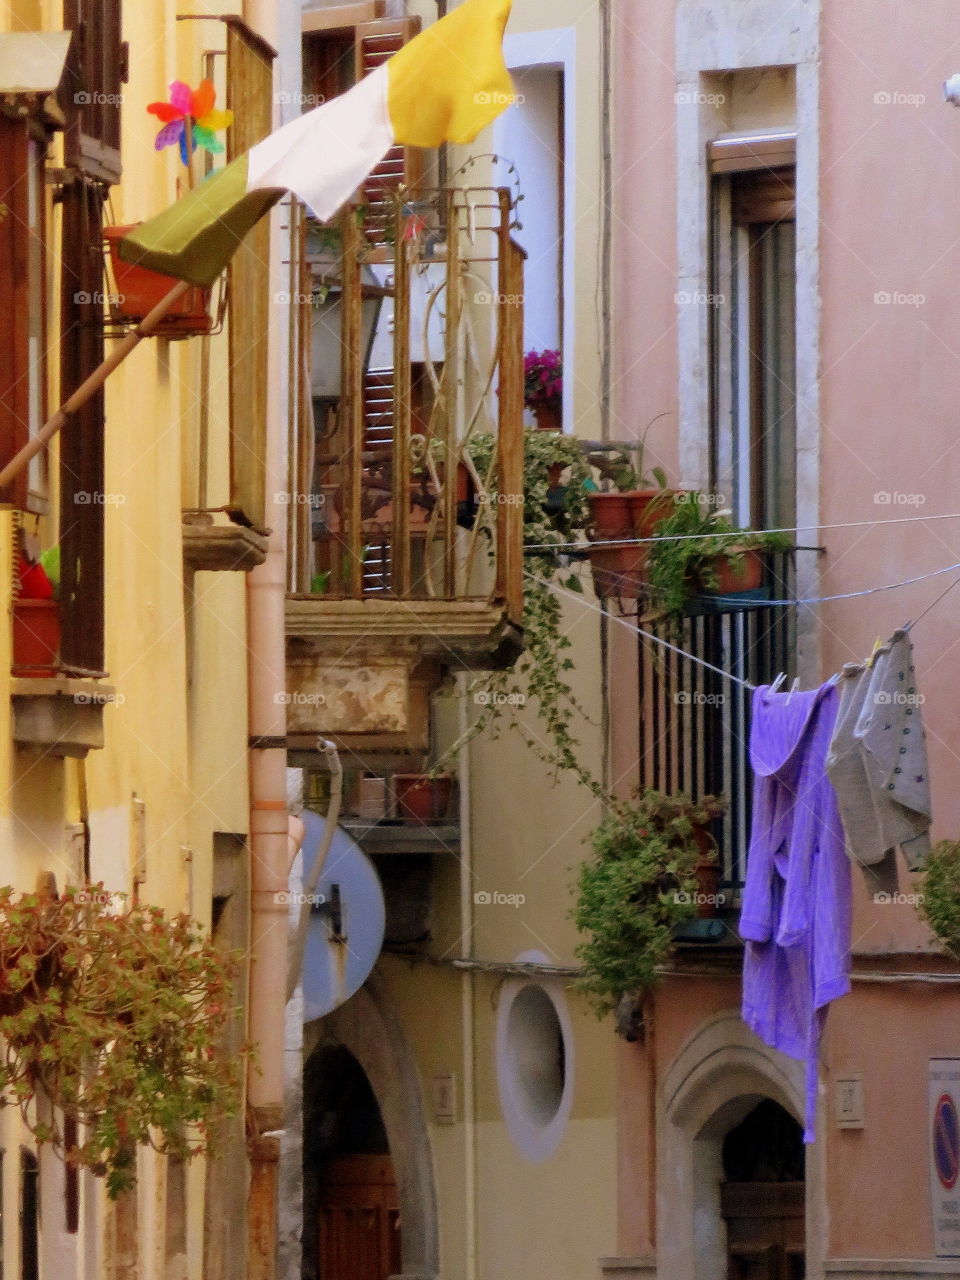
[659,1012,823,1280]
[721,1099,805,1279]
[304,1046,402,1280]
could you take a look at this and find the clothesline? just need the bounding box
[526,552,960,694]
[561,554,960,609]
[523,507,960,553]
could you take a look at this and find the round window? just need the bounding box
[495,954,574,1161]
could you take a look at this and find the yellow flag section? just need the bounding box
[118,0,514,287]
[388,0,515,146]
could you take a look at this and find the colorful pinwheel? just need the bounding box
[147,80,234,166]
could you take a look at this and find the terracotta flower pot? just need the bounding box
[12,599,60,676]
[631,489,678,537]
[104,226,214,339]
[394,774,453,824]
[589,542,648,600]
[587,492,635,539]
[695,859,722,918]
[705,548,764,595]
[531,400,562,431]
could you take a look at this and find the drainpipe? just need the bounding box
[457,674,479,1280]
[243,1,291,1275]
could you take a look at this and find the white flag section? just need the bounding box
[246,63,393,221]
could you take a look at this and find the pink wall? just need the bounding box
[609,0,960,1265]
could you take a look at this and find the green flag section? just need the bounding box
[118,157,283,287]
[118,0,514,287]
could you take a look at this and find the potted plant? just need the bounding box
[104,226,214,339]
[524,348,562,431]
[572,789,728,1029]
[13,547,60,676]
[0,884,241,1197]
[584,411,678,540]
[919,839,960,955]
[645,494,790,631]
[394,772,453,823]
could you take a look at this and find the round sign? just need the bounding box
[934,1092,960,1191]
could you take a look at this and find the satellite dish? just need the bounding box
[299,809,386,1021]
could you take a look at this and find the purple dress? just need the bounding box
[740,681,852,1142]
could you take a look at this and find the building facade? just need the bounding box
[606,2,960,1278]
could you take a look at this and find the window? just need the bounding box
[0,117,48,513]
[63,0,126,184]
[709,139,797,533]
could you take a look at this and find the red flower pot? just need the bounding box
[12,599,60,676]
[104,226,213,339]
[705,548,764,595]
[589,542,648,600]
[588,492,635,539]
[394,774,453,824]
[532,400,562,431]
[631,489,677,537]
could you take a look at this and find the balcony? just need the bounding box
[285,188,525,755]
[637,551,799,894]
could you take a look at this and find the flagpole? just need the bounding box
[0,279,192,494]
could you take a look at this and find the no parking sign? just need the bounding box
[930,1060,960,1256]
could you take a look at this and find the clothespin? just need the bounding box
[770,672,787,694]
[787,676,800,703]
[867,636,884,667]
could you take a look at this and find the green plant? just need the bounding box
[587,411,673,493]
[433,428,602,793]
[0,886,242,1197]
[572,790,727,1020]
[920,839,960,956]
[646,494,790,630]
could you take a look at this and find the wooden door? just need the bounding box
[318,1154,401,1280]
[721,1181,805,1280]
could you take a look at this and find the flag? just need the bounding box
[119,0,515,287]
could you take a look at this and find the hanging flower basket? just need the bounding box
[104,226,214,339]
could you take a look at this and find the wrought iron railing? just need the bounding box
[286,187,524,627]
[636,552,798,890]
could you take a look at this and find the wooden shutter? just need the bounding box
[0,118,45,512]
[63,0,127,184]
[732,168,795,226]
[226,19,277,533]
[354,18,422,229]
